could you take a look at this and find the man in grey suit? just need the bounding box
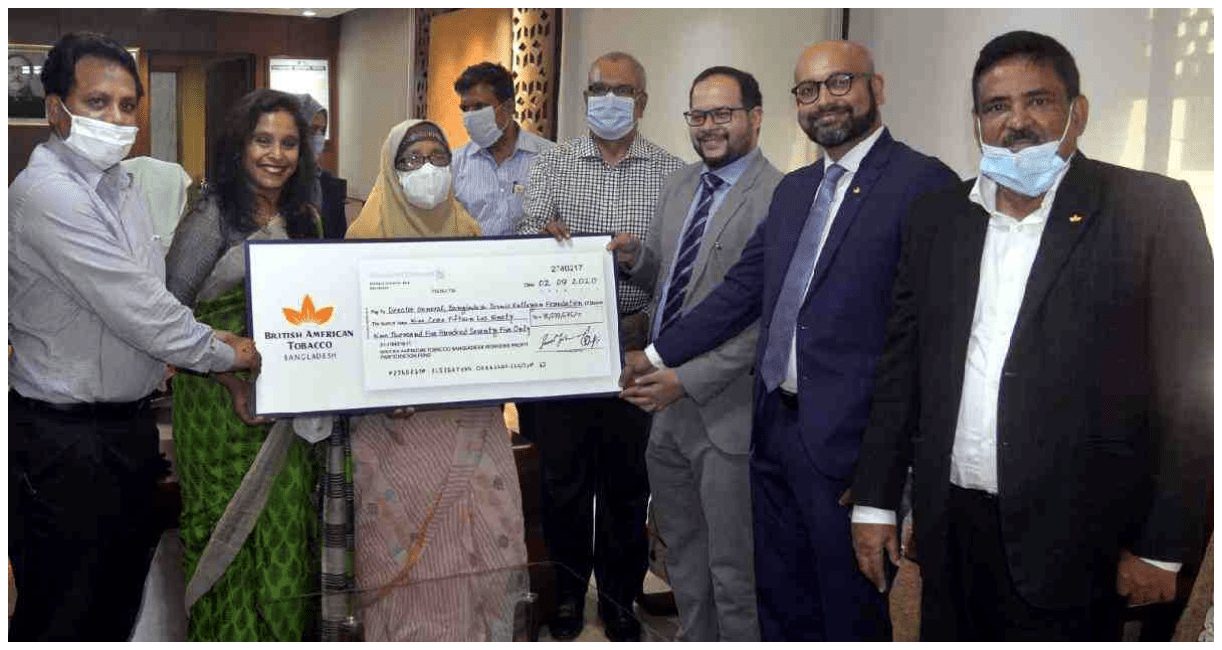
[608,66,783,641]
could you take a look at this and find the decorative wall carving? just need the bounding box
[510,9,560,139]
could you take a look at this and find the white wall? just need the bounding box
[853,8,1213,234]
[557,8,836,169]
[337,8,413,200]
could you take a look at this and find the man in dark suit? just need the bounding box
[612,66,783,641]
[621,40,957,640]
[850,31,1213,641]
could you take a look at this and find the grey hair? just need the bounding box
[590,51,647,92]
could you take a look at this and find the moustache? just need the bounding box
[810,105,852,120]
[1002,129,1041,148]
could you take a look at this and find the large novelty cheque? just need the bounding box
[246,235,622,416]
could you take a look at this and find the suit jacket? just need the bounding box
[653,128,958,478]
[851,153,1214,608]
[628,151,783,454]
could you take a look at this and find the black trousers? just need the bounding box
[533,396,651,614]
[920,484,1124,641]
[8,393,162,641]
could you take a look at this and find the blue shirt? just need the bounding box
[452,126,554,236]
[9,136,234,403]
[651,148,760,339]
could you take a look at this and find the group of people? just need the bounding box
[6,26,1211,645]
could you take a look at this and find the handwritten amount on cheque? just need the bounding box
[364,298,606,353]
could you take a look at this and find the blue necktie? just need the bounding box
[657,172,724,334]
[759,163,846,392]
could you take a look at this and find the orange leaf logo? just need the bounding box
[283,294,334,326]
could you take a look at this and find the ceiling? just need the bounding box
[192,8,355,19]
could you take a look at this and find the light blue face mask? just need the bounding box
[586,93,636,141]
[978,99,1076,197]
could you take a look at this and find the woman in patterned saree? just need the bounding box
[345,119,529,641]
[165,89,325,641]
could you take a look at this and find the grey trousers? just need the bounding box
[645,400,759,641]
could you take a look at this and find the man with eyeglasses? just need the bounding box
[605,65,782,641]
[620,41,958,640]
[518,51,683,642]
[850,30,1212,641]
[452,62,554,236]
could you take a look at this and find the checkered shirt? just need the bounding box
[518,133,685,313]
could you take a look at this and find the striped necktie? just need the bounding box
[657,172,724,335]
[759,163,846,392]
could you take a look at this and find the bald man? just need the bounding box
[620,41,958,640]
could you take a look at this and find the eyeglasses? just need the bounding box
[790,72,872,105]
[584,83,641,98]
[395,151,451,171]
[683,106,749,126]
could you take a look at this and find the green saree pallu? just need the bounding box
[173,285,318,641]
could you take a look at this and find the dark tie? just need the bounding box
[759,163,846,392]
[657,172,725,335]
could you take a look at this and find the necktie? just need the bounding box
[657,172,724,334]
[759,163,846,392]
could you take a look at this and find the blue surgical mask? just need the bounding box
[311,134,326,157]
[586,93,636,141]
[462,105,505,149]
[977,100,1075,197]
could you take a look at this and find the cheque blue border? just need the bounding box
[242,232,624,418]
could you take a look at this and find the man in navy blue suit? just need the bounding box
[621,40,958,640]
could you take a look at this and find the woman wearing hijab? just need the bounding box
[294,93,349,239]
[165,89,326,641]
[345,119,528,641]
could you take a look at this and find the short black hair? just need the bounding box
[689,66,762,110]
[972,30,1079,111]
[453,62,514,103]
[212,89,318,240]
[41,31,143,101]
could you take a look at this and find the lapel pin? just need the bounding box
[852,186,861,194]
[1069,213,1085,223]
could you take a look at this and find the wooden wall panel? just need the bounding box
[426,8,513,149]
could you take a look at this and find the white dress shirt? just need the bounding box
[850,158,1179,573]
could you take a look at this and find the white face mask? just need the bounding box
[311,134,326,157]
[462,104,505,149]
[57,98,138,170]
[398,163,452,209]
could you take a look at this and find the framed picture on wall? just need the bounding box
[8,44,140,125]
[9,44,49,124]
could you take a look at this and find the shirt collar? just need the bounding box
[703,147,758,188]
[45,134,132,192]
[577,132,651,162]
[822,124,885,176]
[474,123,546,161]
[968,151,1076,223]
[513,126,547,154]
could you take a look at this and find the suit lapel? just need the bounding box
[662,167,703,265]
[946,190,989,387]
[807,129,893,295]
[689,155,763,290]
[1011,154,1101,343]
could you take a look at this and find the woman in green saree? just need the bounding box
[165,89,325,641]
